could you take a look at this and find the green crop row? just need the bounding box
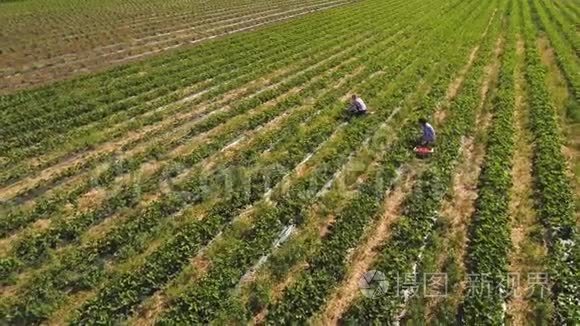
[0,17,380,209]
[462,15,516,323]
[534,0,579,58]
[550,0,579,28]
[0,0,356,92]
[0,0,414,206]
[521,0,578,322]
[1,67,355,324]
[157,61,424,325]
[2,0,358,140]
[0,0,385,180]
[1,51,366,279]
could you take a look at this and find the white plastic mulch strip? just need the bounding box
[235,224,296,292]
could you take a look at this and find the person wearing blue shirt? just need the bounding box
[418,117,436,148]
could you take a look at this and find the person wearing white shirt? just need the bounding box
[346,94,368,117]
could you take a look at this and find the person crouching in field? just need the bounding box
[345,94,368,119]
[417,117,436,148]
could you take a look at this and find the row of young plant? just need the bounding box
[264,1,496,323]
[0,0,300,102]
[0,21,383,238]
[167,64,431,325]
[161,0,488,322]
[0,30,379,218]
[91,0,348,53]
[521,0,578,322]
[461,18,515,324]
[0,14,431,321]
[115,0,309,41]
[527,0,579,101]
[1,0,356,93]
[0,0,274,50]
[1,0,408,204]
[1,0,376,135]
[115,0,358,57]
[68,6,460,322]
[0,0,361,112]
[0,68,355,324]
[7,0,271,46]
[339,7,501,323]
[0,15,417,281]
[0,0,390,173]
[4,0,424,252]
[0,0,325,114]
[125,7,473,321]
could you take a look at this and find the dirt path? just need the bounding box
[423,136,481,319]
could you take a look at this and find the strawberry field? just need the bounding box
[0,0,577,324]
